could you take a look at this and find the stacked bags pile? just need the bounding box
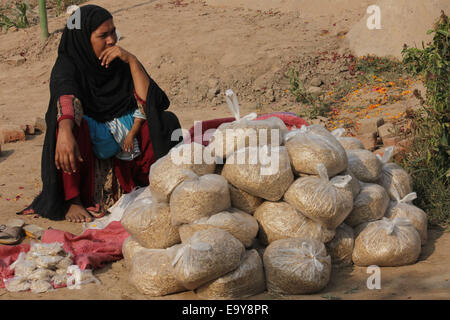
[121,91,425,298]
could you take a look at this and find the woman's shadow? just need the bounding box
[0,149,14,164]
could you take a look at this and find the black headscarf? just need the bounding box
[54,4,135,122]
[20,5,181,220]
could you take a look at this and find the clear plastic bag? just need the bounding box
[284,163,354,230]
[169,173,231,226]
[331,128,365,150]
[264,238,331,295]
[340,168,361,198]
[228,183,263,214]
[34,255,64,269]
[284,125,348,177]
[168,228,245,290]
[129,248,186,296]
[27,268,55,281]
[376,147,413,200]
[345,182,390,227]
[196,249,265,300]
[149,155,197,203]
[208,89,283,159]
[83,187,148,231]
[56,252,74,270]
[9,252,37,278]
[347,149,382,182]
[51,274,68,287]
[254,201,335,245]
[326,223,355,266]
[4,276,30,292]
[168,142,216,175]
[66,265,101,290]
[385,192,427,245]
[178,208,259,248]
[28,241,64,257]
[222,146,294,201]
[122,236,146,268]
[121,199,180,249]
[30,280,53,293]
[352,217,421,267]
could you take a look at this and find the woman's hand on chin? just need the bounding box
[98,45,135,68]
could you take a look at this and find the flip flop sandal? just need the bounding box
[6,219,25,228]
[0,224,24,245]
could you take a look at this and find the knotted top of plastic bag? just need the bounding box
[392,190,417,204]
[376,146,395,164]
[362,217,415,249]
[331,128,346,138]
[316,163,352,188]
[273,240,329,282]
[225,89,257,122]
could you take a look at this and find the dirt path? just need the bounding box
[0,0,449,300]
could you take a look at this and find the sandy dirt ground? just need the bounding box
[0,0,449,300]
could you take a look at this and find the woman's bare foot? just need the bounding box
[65,197,93,223]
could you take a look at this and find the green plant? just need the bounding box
[0,1,31,31]
[287,67,315,105]
[400,11,449,226]
[14,1,31,28]
[0,7,15,31]
[56,0,62,16]
[286,67,331,119]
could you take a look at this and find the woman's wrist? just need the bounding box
[126,54,138,65]
[58,119,74,132]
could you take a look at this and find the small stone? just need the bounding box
[317,116,328,123]
[34,117,46,132]
[306,86,322,97]
[382,135,402,147]
[355,132,377,151]
[339,65,349,72]
[265,88,275,102]
[378,123,395,139]
[207,78,219,88]
[0,126,26,143]
[7,56,26,66]
[207,87,220,99]
[356,117,384,135]
[310,77,323,87]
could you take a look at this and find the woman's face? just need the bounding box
[90,18,117,58]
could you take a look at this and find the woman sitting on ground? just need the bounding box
[20,5,181,223]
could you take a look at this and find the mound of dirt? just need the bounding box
[345,0,450,59]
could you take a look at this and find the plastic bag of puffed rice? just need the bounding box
[284,163,354,230]
[264,238,331,295]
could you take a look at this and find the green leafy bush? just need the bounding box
[401,11,449,226]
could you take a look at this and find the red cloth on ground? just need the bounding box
[255,112,309,130]
[187,117,235,146]
[0,221,129,287]
[41,221,129,270]
[61,119,156,205]
[0,244,30,288]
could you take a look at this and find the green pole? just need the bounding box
[38,0,49,41]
